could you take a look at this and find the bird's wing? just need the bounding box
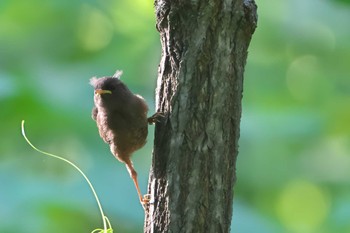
[92,106,98,121]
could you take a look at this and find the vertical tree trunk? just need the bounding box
[145,0,257,232]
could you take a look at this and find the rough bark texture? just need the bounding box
[145,0,257,232]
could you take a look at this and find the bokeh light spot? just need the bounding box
[77,5,113,52]
[109,0,154,36]
[276,180,329,233]
[286,55,320,102]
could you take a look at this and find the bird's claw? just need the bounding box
[141,194,151,210]
[141,194,151,204]
[147,112,164,124]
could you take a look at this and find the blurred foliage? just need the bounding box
[0,0,349,233]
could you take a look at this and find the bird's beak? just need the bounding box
[95,89,112,95]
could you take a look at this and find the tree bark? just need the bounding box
[145,0,257,232]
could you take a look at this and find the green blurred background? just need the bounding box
[0,0,349,232]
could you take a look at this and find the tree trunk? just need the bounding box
[145,0,257,232]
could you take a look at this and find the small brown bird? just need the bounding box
[90,70,158,207]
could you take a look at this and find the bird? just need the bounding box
[90,70,159,208]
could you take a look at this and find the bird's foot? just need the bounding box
[142,194,151,203]
[147,112,164,124]
[141,194,151,211]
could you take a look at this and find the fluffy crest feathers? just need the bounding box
[89,77,98,87]
[89,70,123,87]
[113,70,123,79]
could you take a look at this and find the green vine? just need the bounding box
[21,120,113,233]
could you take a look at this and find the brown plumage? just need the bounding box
[90,71,158,207]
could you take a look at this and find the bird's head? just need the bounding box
[90,70,130,107]
[90,77,119,95]
[90,70,123,95]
